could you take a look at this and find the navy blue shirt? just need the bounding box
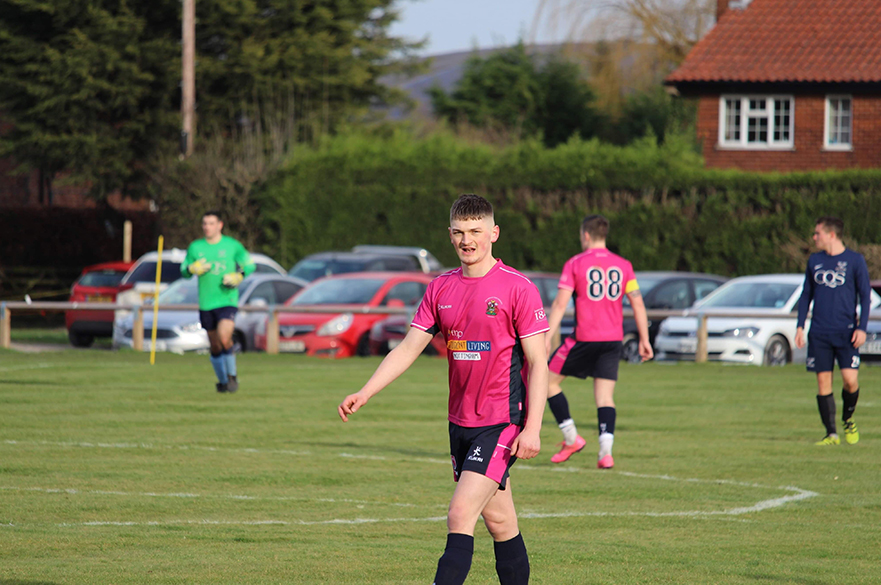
[797,249,871,333]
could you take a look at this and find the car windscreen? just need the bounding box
[288,259,372,282]
[156,278,199,305]
[292,278,385,305]
[125,261,183,284]
[78,270,127,287]
[699,282,799,309]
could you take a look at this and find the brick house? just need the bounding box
[665,0,881,171]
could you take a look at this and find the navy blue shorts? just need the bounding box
[807,329,860,372]
[199,306,238,331]
[548,338,622,380]
[449,422,521,490]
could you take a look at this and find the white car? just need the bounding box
[654,273,880,366]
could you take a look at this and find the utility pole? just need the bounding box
[181,0,195,158]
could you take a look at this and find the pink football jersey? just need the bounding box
[411,260,549,427]
[558,249,638,342]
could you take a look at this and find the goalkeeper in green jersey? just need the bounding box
[181,211,255,393]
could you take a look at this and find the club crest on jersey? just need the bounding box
[485,297,501,316]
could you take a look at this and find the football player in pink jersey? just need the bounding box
[544,215,653,468]
[339,194,549,585]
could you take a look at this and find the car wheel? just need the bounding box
[621,334,641,364]
[68,329,95,348]
[356,333,371,357]
[763,335,790,366]
[232,332,246,354]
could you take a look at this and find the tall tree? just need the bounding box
[0,0,180,199]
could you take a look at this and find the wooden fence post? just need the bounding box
[266,308,279,355]
[0,303,10,349]
[132,307,144,351]
[695,314,709,363]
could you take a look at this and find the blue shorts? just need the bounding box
[807,329,860,372]
[199,306,238,331]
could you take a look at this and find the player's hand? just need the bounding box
[852,329,866,349]
[222,272,244,287]
[639,339,654,362]
[338,392,369,422]
[795,328,806,349]
[188,259,211,276]
[511,428,540,460]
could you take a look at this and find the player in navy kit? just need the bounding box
[795,217,870,446]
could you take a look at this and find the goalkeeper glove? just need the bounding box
[188,259,211,276]
[222,272,244,287]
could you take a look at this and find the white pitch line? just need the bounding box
[0,363,53,373]
[2,440,311,457]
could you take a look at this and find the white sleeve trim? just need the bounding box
[520,327,550,339]
[410,322,432,332]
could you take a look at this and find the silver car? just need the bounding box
[113,274,307,353]
[654,273,880,366]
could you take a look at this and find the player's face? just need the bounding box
[202,215,222,240]
[449,216,499,267]
[812,224,834,252]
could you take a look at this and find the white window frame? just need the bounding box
[718,95,795,149]
[824,95,853,151]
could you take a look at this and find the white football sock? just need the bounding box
[559,418,578,445]
[598,432,614,459]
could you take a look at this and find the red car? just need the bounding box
[254,272,433,358]
[65,261,135,347]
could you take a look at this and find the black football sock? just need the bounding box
[494,533,530,585]
[547,393,572,425]
[433,533,473,585]
[817,394,837,436]
[842,388,859,421]
[597,406,616,436]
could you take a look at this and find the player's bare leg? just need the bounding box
[840,368,861,444]
[434,471,500,585]
[548,372,585,463]
[814,371,839,444]
[594,378,617,468]
[482,482,530,585]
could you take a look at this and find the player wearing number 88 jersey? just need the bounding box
[545,215,653,468]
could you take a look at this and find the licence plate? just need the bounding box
[388,339,401,350]
[88,295,112,303]
[862,341,881,355]
[279,340,306,353]
[140,292,156,301]
[679,338,697,353]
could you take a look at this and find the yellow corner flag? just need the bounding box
[150,236,164,365]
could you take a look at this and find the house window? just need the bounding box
[719,95,794,148]
[825,96,852,150]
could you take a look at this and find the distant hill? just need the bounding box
[379,44,567,120]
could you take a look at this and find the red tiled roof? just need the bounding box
[666,0,881,84]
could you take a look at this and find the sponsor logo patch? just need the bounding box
[534,308,546,321]
[447,340,491,351]
[452,352,481,361]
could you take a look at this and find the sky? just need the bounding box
[388,0,563,56]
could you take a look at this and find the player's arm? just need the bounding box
[795,261,814,349]
[236,244,256,278]
[545,287,573,354]
[511,333,548,459]
[338,327,434,422]
[626,288,654,361]
[853,256,871,348]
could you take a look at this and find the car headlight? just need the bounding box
[722,326,759,338]
[317,313,354,336]
[179,322,204,333]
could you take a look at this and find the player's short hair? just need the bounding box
[581,215,610,240]
[203,210,222,222]
[816,216,844,237]
[450,194,493,222]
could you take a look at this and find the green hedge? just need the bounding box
[257,129,881,276]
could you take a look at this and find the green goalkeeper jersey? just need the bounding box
[181,236,256,310]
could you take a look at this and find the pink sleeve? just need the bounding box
[557,257,576,291]
[513,283,550,339]
[410,280,439,335]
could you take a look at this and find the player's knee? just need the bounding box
[843,378,859,392]
[482,511,517,540]
[446,503,479,534]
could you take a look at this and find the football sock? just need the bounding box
[222,347,237,378]
[548,393,571,424]
[210,352,228,384]
[598,433,614,459]
[842,388,859,421]
[816,394,837,436]
[494,533,530,585]
[598,406,616,435]
[433,533,473,585]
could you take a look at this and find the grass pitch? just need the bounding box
[1,349,879,584]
